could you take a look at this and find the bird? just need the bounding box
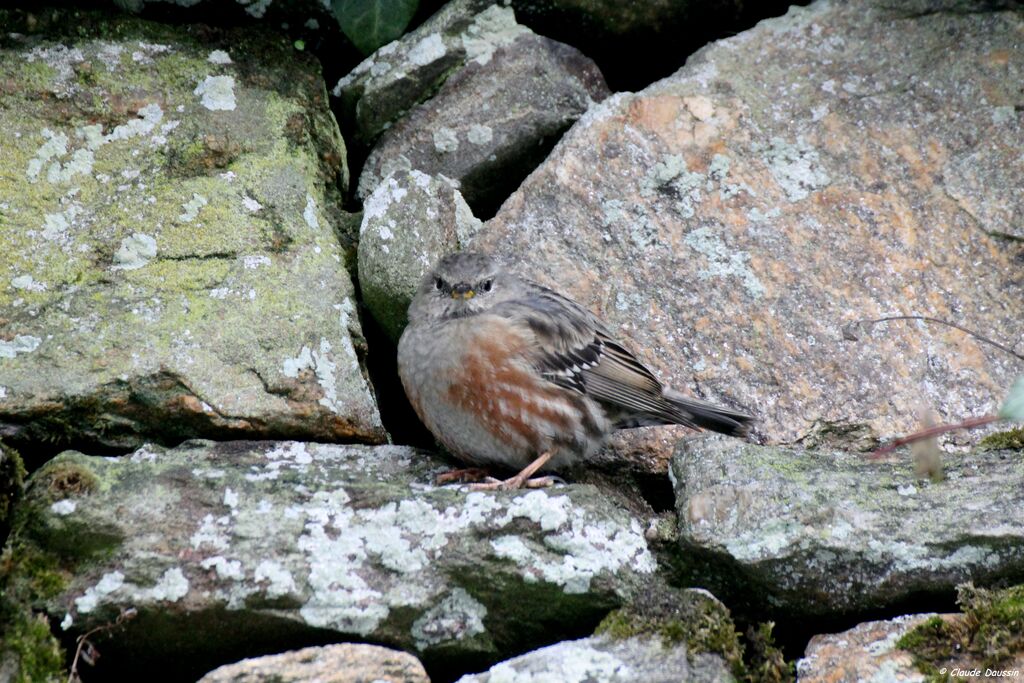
[397,252,753,490]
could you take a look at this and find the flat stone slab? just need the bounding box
[672,436,1024,616]
[9,441,656,679]
[0,14,384,452]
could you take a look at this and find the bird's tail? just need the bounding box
[663,389,753,438]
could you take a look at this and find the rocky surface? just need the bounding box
[197,642,430,683]
[2,0,1023,681]
[468,0,1024,471]
[797,614,936,683]
[7,440,656,679]
[357,29,608,212]
[672,436,1024,616]
[0,14,384,455]
[455,634,733,683]
[358,170,481,341]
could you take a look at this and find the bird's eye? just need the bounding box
[481,279,493,292]
[435,277,444,291]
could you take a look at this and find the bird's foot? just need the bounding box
[468,475,559,491]
[435,467,492,485]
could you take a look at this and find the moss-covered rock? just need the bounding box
[0,11,384,456]
[980,427,1024,452]
[596,587,791,682]
[896,584,1024,678]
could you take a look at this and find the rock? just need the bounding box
[6,440,656,680]
[671,436,1024,616]
[333,1,512,145]
[454,633,733,683]
[0,14,385,454]
[796,614,938,683]
[197,643,430,683]
[358,170,481,341]
[469,0,1024,471]
[357,29,608,212]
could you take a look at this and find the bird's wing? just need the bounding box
[490,282,672,418]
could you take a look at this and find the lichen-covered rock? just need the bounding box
[0,14,385,453]
[7,440,656,679]
[469,0,1024,472]
[357,29,608,211]
[333,1,513,145]
[671,436,1024,616]
[358,170,481,341]
[197,643,430,683]
[454,634,734,683]
[796,614,938,683]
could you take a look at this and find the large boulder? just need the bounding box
[5,440,656,679]
[0,13,384,455]
[671,436,1024,616]
[469,0,1024,471]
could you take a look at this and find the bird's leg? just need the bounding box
[469,451,555,491]
[435,467,492,485]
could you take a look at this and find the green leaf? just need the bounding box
[999,375,1024,421]
[332,0,419,55]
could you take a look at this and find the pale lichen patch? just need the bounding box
[0,335,43,358]
[411,587,487,649]
[194,75,237,111]
[111,233,158,271]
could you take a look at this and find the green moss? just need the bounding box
[0,473,68,682]
[1,441,27,536]
[31,459,99,499]
[979,427,1024,451]
[959,583,1024,667]
[595,588,793,682]
[0,607,64,683]
[898,584,1024,678]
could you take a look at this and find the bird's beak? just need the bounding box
[451,283,474,300]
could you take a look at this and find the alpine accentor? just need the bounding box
[398,252,752,489]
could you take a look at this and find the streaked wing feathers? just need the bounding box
[491,282,674,419]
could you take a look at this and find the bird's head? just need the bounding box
[408,252,512,323]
